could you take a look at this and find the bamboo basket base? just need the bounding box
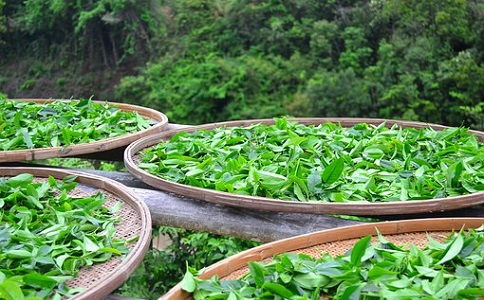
[161,218,483,300]
[0,167,152,300]
[222,231,449,281]
[125,118,484,216]
[64,186,142,293]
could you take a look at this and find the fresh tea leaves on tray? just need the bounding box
[182,227,484,299]
[0,98,153,150]
[140,118,484,203]
[0,173,129,299]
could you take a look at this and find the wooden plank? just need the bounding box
[128,186,484,242]
[133,187,363,242]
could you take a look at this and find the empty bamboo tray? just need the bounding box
[124,118,484,215]
[0,167,152,300]
[162,217,484,300]
[0,98,169,162]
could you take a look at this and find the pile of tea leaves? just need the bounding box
[139,118,484,202]
[181,227,484,299]
[0,173,129,299]
[0,98,153,150]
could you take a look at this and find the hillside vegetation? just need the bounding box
[0,0,483,128]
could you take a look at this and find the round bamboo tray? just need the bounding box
[162,217,484,300]
[124,118,484,215]
[0,167,152,300]
[0,98,169,162]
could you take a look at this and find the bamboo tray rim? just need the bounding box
[0,166,152,300]
[153,117,484,138]
[124,117,484,216]
[0,98,169,162]
[161,217,484,300]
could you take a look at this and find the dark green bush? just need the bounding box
[115,226,260,299]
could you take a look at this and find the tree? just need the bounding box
[309,20,339,68]
[2,0,169,66]
[289,68,374,118]
[0,0,6,52]
[338,26,373,74]
[436,51,484,128]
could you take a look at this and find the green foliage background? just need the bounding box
[116,227,260,299]
[0,0,483,129]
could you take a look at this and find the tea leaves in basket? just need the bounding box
[0,173,129,299]
[140,118,484,203]
[0,98,154,150]
[181,228,484,299]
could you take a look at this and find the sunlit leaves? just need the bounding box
[0,98,154,150]
[182,228,484,299]
[322,157,344,185]
[0,173,129,299]
[140,118,484,203]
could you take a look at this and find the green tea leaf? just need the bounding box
[293,272,330,289]
[110,201,123,214]
[248,261,265,288]
[368,266,398,280]
[23,273,57,289]
[262,282,294,298]
[457,288,484,296]
[180,270,197,293]
[435,277,470,299]
[293,183,306,201]
[6,249,33,258]
[20,128,34,148]
[7,173,33,187]
[339,283,363,300]
[307,171,322,194]
[350,235,371,266]
[322,158,344,185]
[83,236,100,252]
[437,234,464,265]
[0,279,25,300]
[447,161,464,188]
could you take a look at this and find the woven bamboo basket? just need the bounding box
[0,167,152,300]
[162,217,484,300]
[124,118,484,215]
[0,98,168,162]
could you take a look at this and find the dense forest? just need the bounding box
[0,0,483,129]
